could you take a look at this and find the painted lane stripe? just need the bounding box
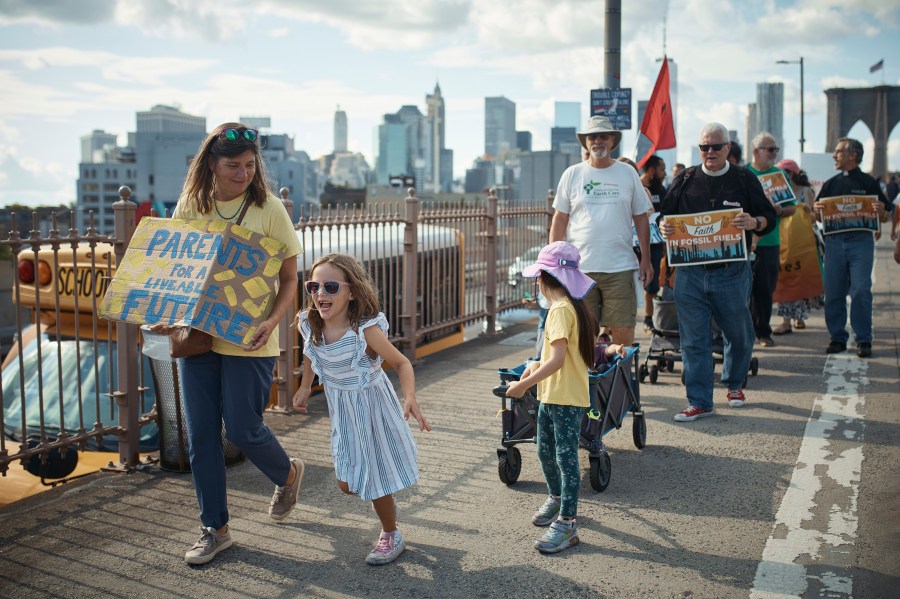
[751,354,867,598]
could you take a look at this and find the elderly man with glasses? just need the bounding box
[659,123,776,422]
[812,137,891,358]
[746,132,796,347]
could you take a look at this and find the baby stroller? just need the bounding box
[491,345,646,492]
[640,265,759,385]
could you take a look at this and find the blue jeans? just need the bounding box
[674,261,754,411]
[823,232,874,345]
[179,352,291,530]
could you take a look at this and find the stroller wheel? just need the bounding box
[498,447,521,485]
[632,414,647,449]
[667,359,675,373]
[589,452,611,492]
[649,365,659,384]
[639,364,648,383]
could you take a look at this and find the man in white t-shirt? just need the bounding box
[549,115,653,346]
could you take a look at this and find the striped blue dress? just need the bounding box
[299,311,420,501]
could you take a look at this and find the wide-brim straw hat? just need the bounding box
[576,115,622,151]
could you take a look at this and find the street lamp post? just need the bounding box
[776,57,805,153]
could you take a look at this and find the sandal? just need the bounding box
[794,320,806,329]
[772,323,792,335]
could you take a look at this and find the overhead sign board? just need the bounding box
[590,88,632,130]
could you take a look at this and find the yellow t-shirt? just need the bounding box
[173,192,302,357]
[538,297,590,407]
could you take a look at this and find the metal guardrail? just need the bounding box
[0,186,553,476]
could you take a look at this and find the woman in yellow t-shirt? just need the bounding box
[152,122,303,565]
[506,241,597,555]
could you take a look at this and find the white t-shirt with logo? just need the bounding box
[553,160,649,273]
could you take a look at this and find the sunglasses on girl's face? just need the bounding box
[219,128,259,142]
[305,280,350,295]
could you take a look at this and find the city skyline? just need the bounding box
[1,0,898,208]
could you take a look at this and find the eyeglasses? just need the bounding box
[218,128,259,142]
[305,280,350,295]
[760,146,780,153]
[698,143,726,152]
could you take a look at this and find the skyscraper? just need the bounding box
[135,104,206,204]
[334,106,348,153]
[425,83,446,192]
[554,101,581,129]
[484,96,516,159]
[746,83,783,152]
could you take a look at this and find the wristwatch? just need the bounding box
[754,217,761,231]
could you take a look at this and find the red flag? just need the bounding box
[636,57,676,169]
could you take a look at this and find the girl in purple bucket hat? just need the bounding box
[505,241,598,554]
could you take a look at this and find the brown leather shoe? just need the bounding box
[794,320,806,329]
[772,323,792,335]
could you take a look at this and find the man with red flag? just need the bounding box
[636,58,676,170]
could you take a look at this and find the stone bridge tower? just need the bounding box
[825,85,900,177]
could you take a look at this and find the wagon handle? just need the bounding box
[492,385,509,398]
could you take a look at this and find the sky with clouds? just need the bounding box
[1,0,898,208]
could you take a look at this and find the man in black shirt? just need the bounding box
[640,155,667,331]
[813,137,891,358]
[660,123,776,422]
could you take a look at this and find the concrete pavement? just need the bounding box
[1,235,898,598]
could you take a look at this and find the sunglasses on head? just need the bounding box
[698,143,726,152]
[305,280,350,295]
[218,127,259,142]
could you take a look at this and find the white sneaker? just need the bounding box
[365,529,405,565]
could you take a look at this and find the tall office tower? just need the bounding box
[425,83,446,192]
[334,106,348,153]
[755,82,784,151]
[135,104,206,205]
[484,96,516,159]
[554,101,581,129]
[516,131,533,152]
[746,103,759,153]
[81,130,118,163]
[636,100,651,161]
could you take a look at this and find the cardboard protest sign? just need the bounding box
[665,209,747,266]
[757,170,796,205]
[98,217,287,348]
[818,195,880,235]
[774,207,823,303]
[632,212,664,246]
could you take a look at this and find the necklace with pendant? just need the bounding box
[703,173,723,207]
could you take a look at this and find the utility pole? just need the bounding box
[605,0,622,157]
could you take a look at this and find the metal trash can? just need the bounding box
[142,328,244,472]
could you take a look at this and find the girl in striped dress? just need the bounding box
[292,253,431,566]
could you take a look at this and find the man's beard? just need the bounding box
[591,148,608,160]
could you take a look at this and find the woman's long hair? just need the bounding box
[180,122,270,215]
[303,253,381,346]
[539,271,597,367]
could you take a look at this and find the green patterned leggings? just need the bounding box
[536,402,585,519]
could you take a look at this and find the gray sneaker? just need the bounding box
[184,526,232,565]
[269,457,304,521]
[532,495,561,526]
[365,529,406,565]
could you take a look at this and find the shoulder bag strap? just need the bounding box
[235,198,251,225]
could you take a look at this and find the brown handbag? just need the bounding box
[169,326,213,358]
[168,198,252,358]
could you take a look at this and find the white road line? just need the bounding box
[751,354,867,598]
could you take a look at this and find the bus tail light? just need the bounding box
[17,259,53,286]
[37,261,52,286]
[17,259,34,284]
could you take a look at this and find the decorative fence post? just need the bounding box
[270,187,295,412]
[484,188,498,336]
[546,188,555,239]
[110,186,140,470]
[401,189,419,361]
